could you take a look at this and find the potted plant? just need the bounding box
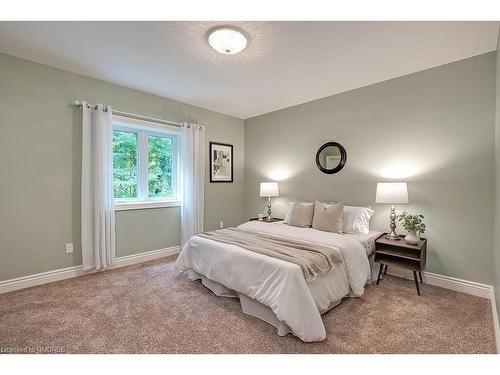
[397,211,426,244]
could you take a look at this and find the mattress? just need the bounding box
[176,221,374,342]
[344,230,383,256]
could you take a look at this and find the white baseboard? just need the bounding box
[114,247,180,268]
[0,246,180,294]
[386,267,493,298]
[490,289,500,354]
[2,250,499,352]
[384,266,499,353]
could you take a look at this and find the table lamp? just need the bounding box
[260,182,279,222]
[376,182,409,240]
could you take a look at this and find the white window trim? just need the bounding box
[114,200,181,211]
[112,115,180,211]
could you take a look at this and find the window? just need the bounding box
[112,116,179,210]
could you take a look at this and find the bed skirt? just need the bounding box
[187,270,342,337]
[183,253,377,339]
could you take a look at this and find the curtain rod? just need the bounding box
[74,100,183,128]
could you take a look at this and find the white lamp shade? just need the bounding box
[375,182,409,204]
[260,182,279,197]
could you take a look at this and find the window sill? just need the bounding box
[114,200,181,211]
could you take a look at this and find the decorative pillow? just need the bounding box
[342,205,374,235]
[288,202,315,228]
[312,201,343,233]
[283,202,295,224]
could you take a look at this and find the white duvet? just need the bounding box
[176,221,372,342]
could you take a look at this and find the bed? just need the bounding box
[175,220,381,342]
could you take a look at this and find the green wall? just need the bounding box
[1,50,498,289]
[245,52,496,285]
[0,53,245,281]
[494,32,500,325]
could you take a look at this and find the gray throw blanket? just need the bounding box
[196,228,343,282]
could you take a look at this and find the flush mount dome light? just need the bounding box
[207,26,248,55]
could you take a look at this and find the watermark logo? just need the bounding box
[0,346,65,354]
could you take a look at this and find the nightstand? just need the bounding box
[374,234,427,295]
[248,217,284,222]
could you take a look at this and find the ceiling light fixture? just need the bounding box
[207,26,248,55]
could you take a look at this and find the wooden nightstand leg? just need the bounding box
[419,271,423,283]
[383,265,388,275]
[376,264,384,285]
[413,271,421,296]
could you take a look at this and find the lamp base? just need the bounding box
[385,231,401,240]
[385,205,400,240]
[266,197,272,222]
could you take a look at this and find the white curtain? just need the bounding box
[81,102,116,271]
[180,122,206,246]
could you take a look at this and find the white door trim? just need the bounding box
[490,289,500,354]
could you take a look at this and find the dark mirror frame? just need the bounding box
[315,142,347,174]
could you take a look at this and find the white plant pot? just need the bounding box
[405,231,419,244]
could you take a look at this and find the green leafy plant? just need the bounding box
[397,211,426,234]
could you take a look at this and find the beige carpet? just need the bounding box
[0,256,496,354]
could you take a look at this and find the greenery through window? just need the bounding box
[113,130,138,199]
[112,119,178,204]
[148,135,173,198]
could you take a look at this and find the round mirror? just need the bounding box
[315,142,347,174]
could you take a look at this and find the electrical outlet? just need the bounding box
[65,243,73,254]
[219,221,224,229]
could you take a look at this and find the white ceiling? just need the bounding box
[0,21,498,119]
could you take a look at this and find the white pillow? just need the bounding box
[283,202,294,224]
[342,205,374,235]
[312,201,343,233]
[285,201,374,233]
[288,202,315,228]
